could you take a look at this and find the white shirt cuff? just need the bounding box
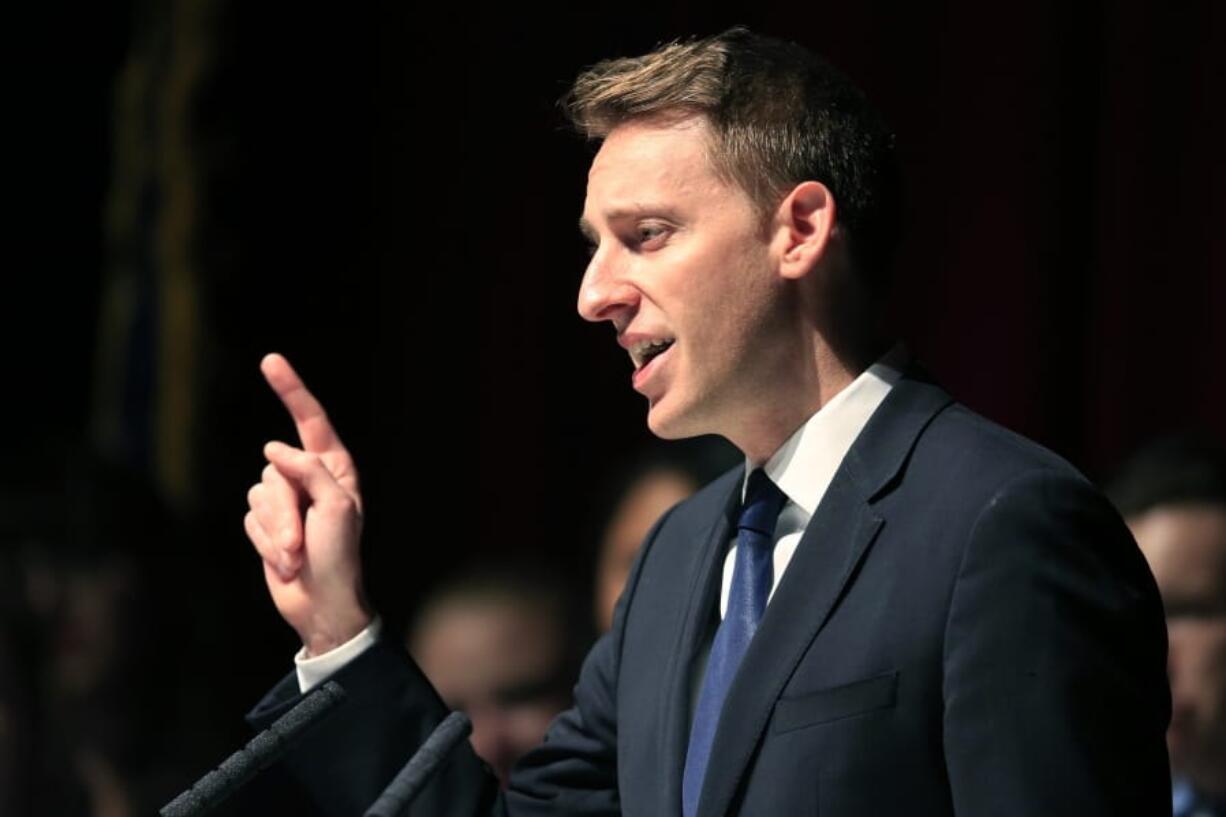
[294,618,383,693]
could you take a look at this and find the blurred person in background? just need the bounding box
[592,439,738,633]
[0,459,188,816]
[407,564,585,785]
[1110,436,1226,817]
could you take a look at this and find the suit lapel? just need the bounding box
[659,468,744,815]
[695,477,884,817]
[694,372,954,817]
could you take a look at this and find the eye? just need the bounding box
[635,222,670,248]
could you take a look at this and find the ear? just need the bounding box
[774,181,836,281]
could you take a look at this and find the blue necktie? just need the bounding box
[682,469,787,817]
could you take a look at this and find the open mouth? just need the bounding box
[630,338,675,370]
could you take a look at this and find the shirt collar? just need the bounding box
[742,345,906,516]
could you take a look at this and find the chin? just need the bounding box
[645,394,711,441]
[645,400,682,440]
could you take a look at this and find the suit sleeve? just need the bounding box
[941,469,1171,816]
[244,628,623,817]
[244,623,625,817]
[243,506,675,817]
[245,636,502,817]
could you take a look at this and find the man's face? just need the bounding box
[578,117,794,441]
[1130,504,1226,793]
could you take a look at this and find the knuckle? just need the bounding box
[243,512,262,542]
[324,493,356,515]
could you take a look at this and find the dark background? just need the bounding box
[5,1,1223,813]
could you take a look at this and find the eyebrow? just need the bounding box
[577,205,683,241]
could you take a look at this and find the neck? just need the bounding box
[729,335,886,465]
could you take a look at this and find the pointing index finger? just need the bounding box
[260,353,344,454]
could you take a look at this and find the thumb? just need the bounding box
[264,441,354,509]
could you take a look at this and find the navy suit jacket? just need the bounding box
[248,371,1171,816]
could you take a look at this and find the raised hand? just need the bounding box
[244,353,372,656]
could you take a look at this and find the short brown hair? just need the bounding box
[564,27,901,293]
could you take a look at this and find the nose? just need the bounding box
[577,250,638,324]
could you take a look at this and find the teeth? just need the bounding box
[629,338,674,369]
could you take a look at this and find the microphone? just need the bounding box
[363,711,473,817]
[160,680,347,817]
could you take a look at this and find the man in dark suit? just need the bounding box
[242,28,1171,816]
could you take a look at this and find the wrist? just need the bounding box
[300,601,374,658]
